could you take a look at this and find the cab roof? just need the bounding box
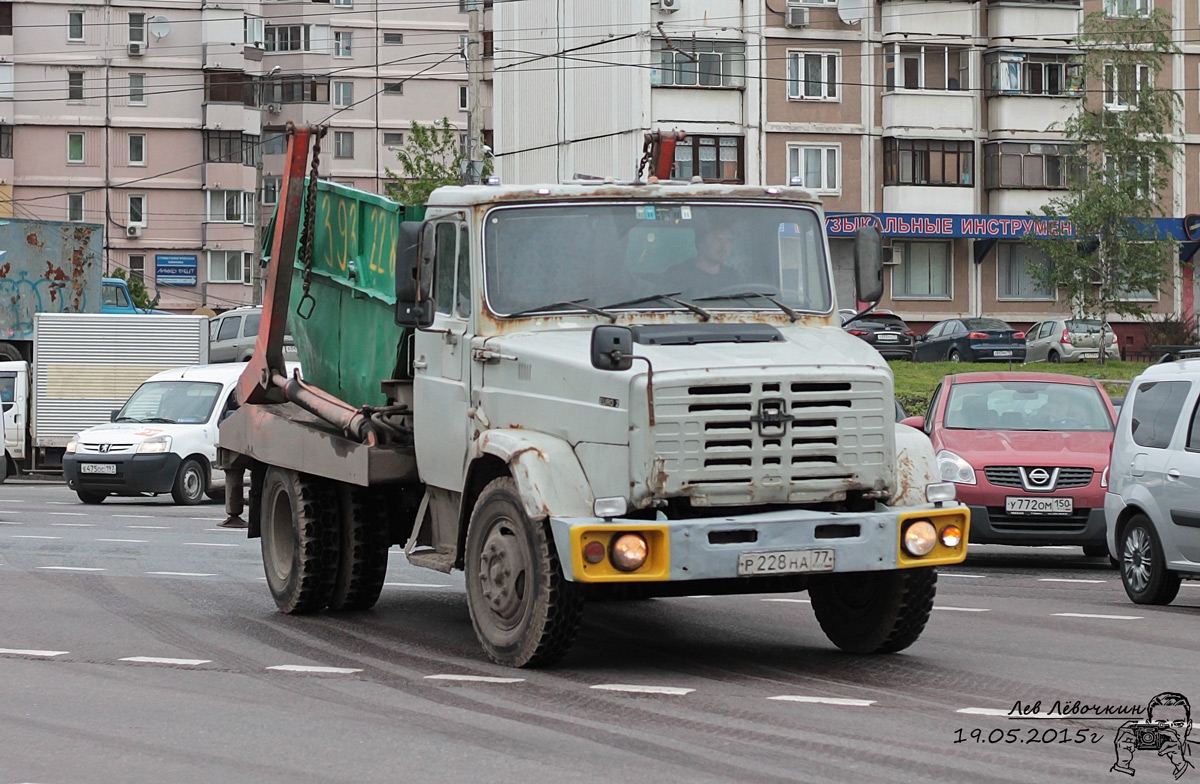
[424,182,822,209]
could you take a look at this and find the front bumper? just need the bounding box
[63,452,181,496]
[549,504,969,583]
[966,504,1105,546]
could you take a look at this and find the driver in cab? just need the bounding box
[666,223,743,294]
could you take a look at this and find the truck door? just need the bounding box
[0,363,26,461]
[412,221,471,492]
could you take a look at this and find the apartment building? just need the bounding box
[3,0,484,313]
[496,0,1197,348]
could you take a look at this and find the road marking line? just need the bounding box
[37,566,105,572]
[267,665,363,674]
[0,499,26,502]
[761,598,810,603]
[1183,583,1200,588]
[768,696,875,707]
[51,522,95,527]
[182,542,240,548]
[682,595,714,598]
[940,573,986,578]
[0,648,68,657]
[13,535,60,539]
[146,572,217,577]
[96,539,148,543]
[425,674,525,684]
[589,684,695,696]
[1053,612,1142,620]
[958,707,1010,716]
[112,515,153,519]
[48,513,88,518]
[0,521,22,525]
[1038,578,1108,584]
[204,528,243,533]
[127,526,172,530]
[46,501,73,506]
[934,606,991,612]
[190,518,225,522]
[120,656,211,666]
[383,582,452,588]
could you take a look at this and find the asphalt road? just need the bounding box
[0,481,1196,784]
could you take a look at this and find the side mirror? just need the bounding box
[854,224,884,303]
[900,415,925,429]
[395,221,434,328]
[110,410,120,422]
[591,325,634,371]
[915,334,926,342]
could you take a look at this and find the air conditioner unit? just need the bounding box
[127,42,144,56]
[660,0,682,12]
[266,103,281,114]
[785,6,810,27]
[882,246,901,265]
[126,224,143,238]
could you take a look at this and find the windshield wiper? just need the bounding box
[142,417,175,424]
[115,416,141,423]
[693,291,798,322]
[507,299,616,322]
[602,292,711,321]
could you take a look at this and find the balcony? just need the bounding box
[987,95,1078,136]
[884,186,978,214]
[988,2,1081,41]
[882,1,975,36]
[883,91,974,132]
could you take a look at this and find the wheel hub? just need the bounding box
[478,522,527,625]
[183,468,201,498]
[1123,528,1151,592]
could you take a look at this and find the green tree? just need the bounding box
[109,266,158,311]
[1026,8,1182,363]
[384,118,491,206]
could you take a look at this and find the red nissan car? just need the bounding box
[902,372,1117,557]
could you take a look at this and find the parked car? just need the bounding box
[1105,357,1200,604]
[902,372,1117,555]
[209,306,298,363]
[1025,318,1120,363]
[844,312,917,360]
[62,364,246,505]
[914,318,1026,363]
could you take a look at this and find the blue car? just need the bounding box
[914,317,1026,363]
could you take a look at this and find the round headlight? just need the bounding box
[903,520,938,557]
[610,533,648,572]
[583,540,606,564]
[940,524,963,548]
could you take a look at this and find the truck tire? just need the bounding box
[464,477,583,667]
[0,343,20,362]
[76,490,107,504]
[260,466,339,614]
[809,567,936,654]
[327,484,390,612]
[171,458,206,505]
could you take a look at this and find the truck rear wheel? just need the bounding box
[260,467,339,614]
[809,567,936,654]
[326,484,390,612]
[464,477,583,667]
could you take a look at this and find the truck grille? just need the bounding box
[651,378,889,505]
[984,466,1094,490]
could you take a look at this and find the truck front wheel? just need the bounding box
[809,567,936,654]
[260,467,339,614]
[464,477,583,667]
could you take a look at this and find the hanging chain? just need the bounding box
[636,132,655,182]
[296,125,327,319]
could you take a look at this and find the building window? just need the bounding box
[334,0,353,6]
[204,130,244,163]
[1104,62,1149,110]
[68,71,84,101]
[265,24,311,52]
[459,34,470,60]
[997,243,1055,300]
[128,194,146,225]
[984,142,1081,189]
[0,4,12,37]
[262,176,281,205]
[67,10,83,42]
[129,254,145,282]
[263,131,287,155]
[333,31,351,57]
[383,82,404,95]
[244,16,264,46]
[885,44,970,91]
[334,80,353,108]
[383,132,404,146]
[128,133,145,166]
[128,12,145,44]
[129,73,145,105]
[68,193,84,221]
[0,124,11,158]
[883,138,974,187]
[383,32,404,44]
[205,71,257,106]
[1105,153,1152,199]
[673,135,743,183]
[787,145,839,192]
[334,131,354,159]
[787,52,838,101]
[892,241,951,299]
[207,190,246,223]
[459,84,468,110]
[651,38,746,88]
[986,52,1083,96]
[67,132,84,164]
[264,75,330,104]
[208,250,245,284]
[1105,0,1149,16]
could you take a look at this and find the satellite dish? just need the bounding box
[837,0,865,25]
[148,16,171,39]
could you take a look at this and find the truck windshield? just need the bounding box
[483,203,832,317]
[117,381,223,425]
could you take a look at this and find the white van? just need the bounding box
[62,364,247,505]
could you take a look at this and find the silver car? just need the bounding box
[1025,318,1120,363]
[209,306,299,363]
[1104,357,1200,604]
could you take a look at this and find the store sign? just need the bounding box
[826,214,1190,241]
[155,254,197,286]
